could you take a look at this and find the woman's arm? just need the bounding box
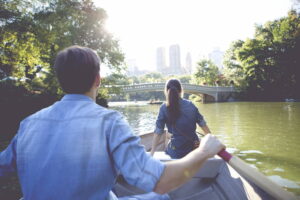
[201,125,211,135]
[152,105,167,156]
[194,103,211,134]
[150,133,162,156]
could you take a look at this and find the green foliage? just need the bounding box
[101,73,129,96]
[0,0,125,141]
[189,94,202,102]
[223,10,300,100]
[139,72,165,83]
[192,59,219,85]
[107,72,167,101]
[223,40,246,88]
[165,74,192,84]
[0,31,49,80]
[0,0,125,97]
[176,75,192,83]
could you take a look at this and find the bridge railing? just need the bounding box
[182,84,235,92]
[108,83,235,92]
[121,83,165,90]
[106,83,235,93]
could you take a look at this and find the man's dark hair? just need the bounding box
[54,45,100,94]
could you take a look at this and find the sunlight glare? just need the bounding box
[94,0,292,70]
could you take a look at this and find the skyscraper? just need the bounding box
[209,48,224,71]
[169,44,181,74]
[156,47,166,72]
[126,59,138,76]
[185,52,192,74]
[292,0,300,13]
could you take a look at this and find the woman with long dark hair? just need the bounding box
[150,79,211,158]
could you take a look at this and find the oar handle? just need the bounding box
[217,149,232,162]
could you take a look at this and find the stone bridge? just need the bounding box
[107,83,236,103]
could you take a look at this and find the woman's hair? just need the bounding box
[165,79,183,123]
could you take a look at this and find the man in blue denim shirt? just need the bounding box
[0,46,224,199]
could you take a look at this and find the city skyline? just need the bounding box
[156,47,166,73]
[94,0,293,74]
[155,44,194,76]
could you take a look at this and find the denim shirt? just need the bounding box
[0,94,165,200]
[154,98,207,158]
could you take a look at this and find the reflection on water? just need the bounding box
[269,175,300,189]
[109,101,300,196]
[240,150,263,154]
[109,101,158,134]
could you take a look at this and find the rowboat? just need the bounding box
[113,132,296,200]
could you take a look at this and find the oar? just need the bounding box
[218,149,297,200]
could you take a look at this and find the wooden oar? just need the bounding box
[218,149,297,200]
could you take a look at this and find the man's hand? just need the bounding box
[197,134,225,159]
[154,133,225,194]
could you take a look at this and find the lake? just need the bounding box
[109,101,300,196]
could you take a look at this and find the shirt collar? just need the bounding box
[61,94,94,102]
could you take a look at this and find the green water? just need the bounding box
[110,101,300,196]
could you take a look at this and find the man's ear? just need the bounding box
[94,73,101,88]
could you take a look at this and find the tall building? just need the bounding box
[126,59,138,76]
[209,48,224,71]
[169,44,181,74]
[156,47,166,72]
[185,52,192,74]
[292,0,300,13]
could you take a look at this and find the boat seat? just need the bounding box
[152,152,224,179]
[114,156,273,200]
[114,157,226,199]
[152,151,172,161]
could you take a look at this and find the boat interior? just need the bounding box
[113,132,275,200]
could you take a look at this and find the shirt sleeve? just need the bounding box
[0,134,18,177]
[154,105,166,135]
[194,105,207,127]
[107,113,165,192]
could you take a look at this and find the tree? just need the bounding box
[0,0,47,82]
[140,72,165,83]
[192,59,219,86]
[0,0,125,97]
[0,32,48,81]
[175,74,192,83]
[34,0,124,68]
[223,10,300,100]
[223,40,246,87]
[33,0,125,95]
[237,10,300,100]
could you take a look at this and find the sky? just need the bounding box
[94,0,293,72]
